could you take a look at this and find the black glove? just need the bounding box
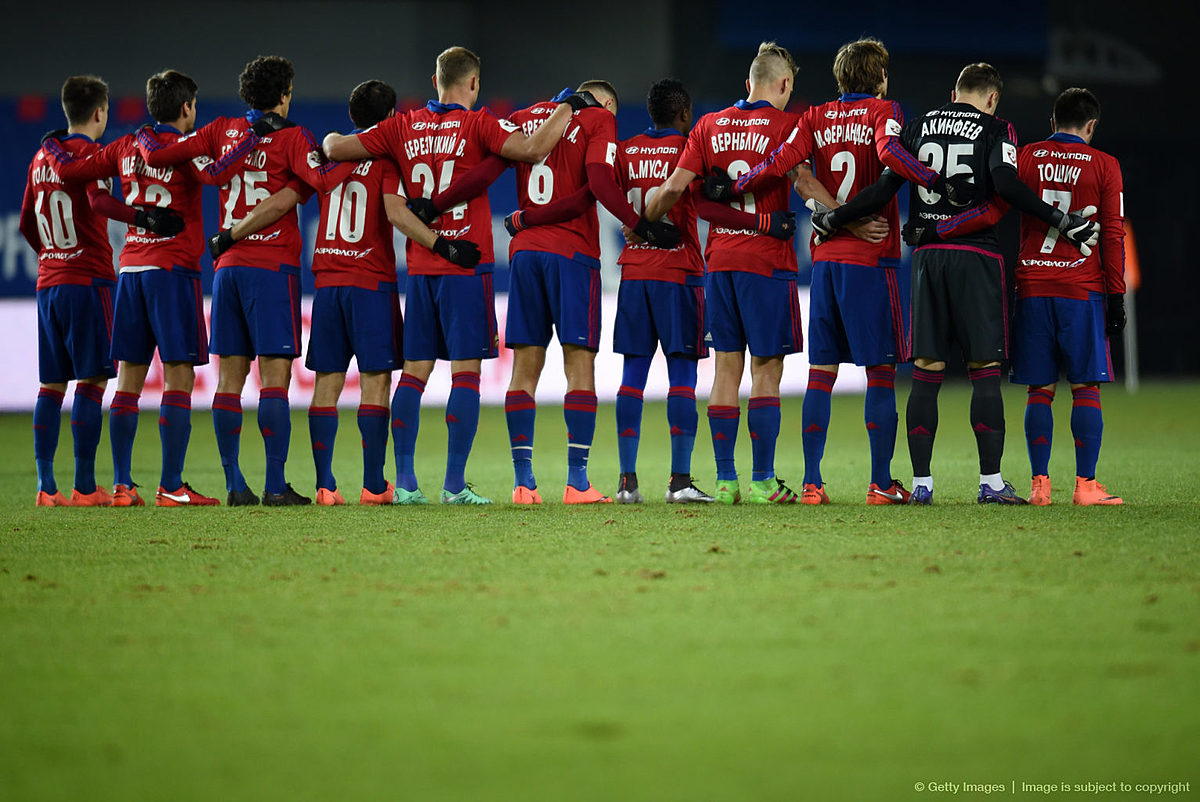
[632,217,682,249]
[805,198,837,240]
[251,112,293,137]
[432,236,481,269]
[757,211,797,240]
[1105,293,1126,337]
[503,211,525,237]
[902,219,940,247]
[1054,206,1100,256]
[933,175,975,208]
[703,167,737,203]
[407,197,439,225]
[134,207,185,237]
[561,91,600,112]
[208,229,235,259]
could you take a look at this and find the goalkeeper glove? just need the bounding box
[805,198,837,240]
[1053,205,1100,256]
[135,207,185,237]
[432,236,481,269]
[1105,293,1126,337]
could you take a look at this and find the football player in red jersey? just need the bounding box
[504,78,795,503]
[722,39,943,507]
[223,80,413,507]
[1010,88,1126,506]
[496,80,681,505]
[140,56,349,507]
[644,43,806,505]
[22,75,122,507]
[812,63,1099,505]
[41,69,250,508]
[323,46,573,506]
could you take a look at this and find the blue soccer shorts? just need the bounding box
[705,269,802,357]
[1010,293,1114,386]
[37,279,117,383]
[209,264,302,358]
[807,260,908,366]
[403,272,498,362]
[506,250,602,350]
[111,267,208,365]
[306,282,403,373]
[613,276,707,358]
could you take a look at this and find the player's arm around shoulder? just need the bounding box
[499,103,573,163]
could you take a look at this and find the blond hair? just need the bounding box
[436,46,481,88]
[749,41,797,87]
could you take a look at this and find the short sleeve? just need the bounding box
[357,115,404,160]
[677,123,707,176]
[475,109,521,156]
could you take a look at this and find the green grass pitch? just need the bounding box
[1,380,1198,801]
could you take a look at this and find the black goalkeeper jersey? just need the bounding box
[900,102,1019,251]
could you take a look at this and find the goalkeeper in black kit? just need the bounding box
[808,63,1099,506]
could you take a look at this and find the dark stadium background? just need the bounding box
[1,0,1188,375]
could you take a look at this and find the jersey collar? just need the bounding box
[153,123,184,136]
[642,127,683,138]
[60,132,95,143]
[838,92,873,102]
[427,100,467,114]
[734,99,773,111]
[1048,132,1086,144]
[245,109,264,124]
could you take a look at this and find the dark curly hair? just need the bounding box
[647,78,690,128]
[239,55,294,110]
[348,80,396,130]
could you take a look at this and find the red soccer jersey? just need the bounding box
[357,101,517,275]
[508,103,618,265]
[46,125,245,273]
[138,115,322,270]
[311,157,399,289]
[1016,134,1125,300]
[794,95,907,266]
[616,128,702,282]
[22,134,115,289]
[677,100,799,275]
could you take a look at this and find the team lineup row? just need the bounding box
[23,38,1125,509]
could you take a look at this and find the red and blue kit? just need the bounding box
[358,101,516,274]
[44,124,246,366]
[1011,132,1125,385]
[677,100,801,356]
[306,155,403,374]
[140,112,336,358]
[22,132,117,381]
[358,101,514,360]
[614,127,706,358]
[505,103,618,350]
[751,94,924,365]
